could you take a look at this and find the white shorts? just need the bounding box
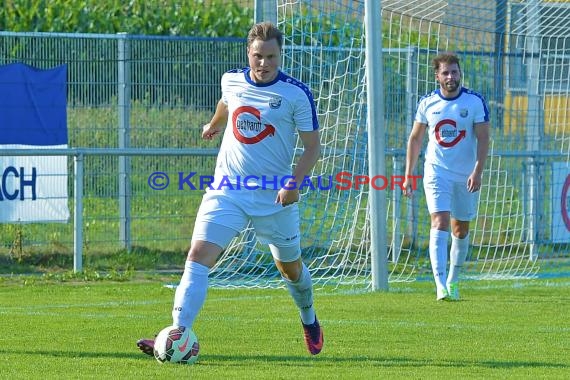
[423,173,478,221]
[191,191,301,262]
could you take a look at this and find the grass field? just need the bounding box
[0,276,568,379]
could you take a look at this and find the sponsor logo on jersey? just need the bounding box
[232,106,275,144]
[434,118,466,147]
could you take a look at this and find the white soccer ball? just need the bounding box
[153,325,199,364]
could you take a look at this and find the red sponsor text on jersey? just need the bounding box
[232,106,276,144]
[434,118,466,147]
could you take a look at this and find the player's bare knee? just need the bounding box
[430,212,450,231]
[451,220,470,238]
[275,258,302,282]
[430,220,449,231]
[187,241,223,268]
[452,229,469,239]
[281,270,298,282]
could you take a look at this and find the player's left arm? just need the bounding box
[202,98,229,140]
[467,121,490,192]
[277,130,321,206]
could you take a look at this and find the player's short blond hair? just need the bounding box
[247,22,283,49]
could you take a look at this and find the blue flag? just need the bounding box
[0,63,69,222]
[0,63,68,145]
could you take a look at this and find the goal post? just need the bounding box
[364,0,389,291]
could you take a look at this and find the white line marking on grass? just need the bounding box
[465,280,570,291]
[1,299,167,311]
[0,310,155,319]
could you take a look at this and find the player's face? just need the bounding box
[435,62,461,96]
[247,38,281,84]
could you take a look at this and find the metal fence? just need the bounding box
[0,32,248,265]
[1,31,569,282]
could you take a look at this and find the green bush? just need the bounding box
[0,0,253,37]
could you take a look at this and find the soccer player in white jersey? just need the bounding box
[137,22,324,356]
[402,52,490,301]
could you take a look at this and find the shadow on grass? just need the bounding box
[1,349,567,370]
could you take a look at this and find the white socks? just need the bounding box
[170,260,317,329]
[172,260,210,328]
[283,263,316,325]
[429,229,470,293]
[448,233,469,285]
[429,229,449,291]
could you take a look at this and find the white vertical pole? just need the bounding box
[525,0,541,261]
[73,154,84,272]
[365,0,388,290]
[392,155,401,263]
[406,47,419,246]
[118,33,132,251]
[255,0,277,24]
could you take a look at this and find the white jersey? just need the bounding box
[210,68,319,214]
[415,87,489,180]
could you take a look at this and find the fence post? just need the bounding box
[74,154,84,272]
[118,33,132,251]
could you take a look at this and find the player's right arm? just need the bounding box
[202,99,229,140]
[403,121,426,197]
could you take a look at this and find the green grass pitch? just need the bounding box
[0,278,568,379]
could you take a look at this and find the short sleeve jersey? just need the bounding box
[415,87,489,179]
[214,67,318,187]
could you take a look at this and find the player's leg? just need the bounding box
[137,237,232,356]
[275,256,323,355]
[447,220,469,300]
[171,239,225,328]
[447,182,478,300]
[253,206,323,355]
[254,205,315,324]
[137,192,245,356]
[424,174,452,300]
[430,212,451,299]
[173,192,246,328]
[275,257,315,326]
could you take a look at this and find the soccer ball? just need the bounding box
[153,325,199,364]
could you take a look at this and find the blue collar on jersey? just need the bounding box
[436,87,465,101]
[243,67,284,87]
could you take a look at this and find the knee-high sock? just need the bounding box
[447,233,469,285]
[429,229,449,290]
[171,260,209,328]
[283,263,316,325]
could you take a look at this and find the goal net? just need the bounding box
[209,0,570,289]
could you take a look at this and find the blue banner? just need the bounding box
[0,63,67,145]
[0,63,69,223]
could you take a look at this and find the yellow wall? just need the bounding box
[503,93,570,136]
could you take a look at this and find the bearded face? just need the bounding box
[435,62,461,95]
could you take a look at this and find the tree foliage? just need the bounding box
[0,0,253,37]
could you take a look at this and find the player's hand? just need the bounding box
[276,186,300,206]
[402,178,414,198]
[202,123,223,140]
[467,173,482,192]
